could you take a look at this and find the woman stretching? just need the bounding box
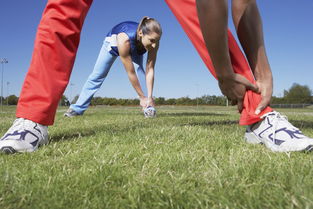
[64,17,161,117]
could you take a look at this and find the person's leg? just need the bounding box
[69,42,117,115]
[16,0,93,125]
[165,0,313,152]
[230,0,313,152]
[164,0,272,125]
[0,0,92,153]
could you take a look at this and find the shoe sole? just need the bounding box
[64,113,79,117]
[1,146,17,154]
[244,131,262,145]
[245,130,313,153]
[0,143,48,154]
[303,145,313,152]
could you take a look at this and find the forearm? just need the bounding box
[253,53,273,82]
[145,69,154,98]
[196,0,234,81]
[232,0,272,82]
[127,71,145,98]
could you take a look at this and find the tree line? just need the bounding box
[271,83,313,104]
[2,83,312,106]
[58,83,313,106]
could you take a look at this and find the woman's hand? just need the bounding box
[139,97,148,109]
[146,97,155,107]
[139,97,155,109]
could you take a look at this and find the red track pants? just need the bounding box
[16,0,93,125]
[165,0,272,125]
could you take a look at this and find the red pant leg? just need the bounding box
[165,0,272,125]
[16,0,93,125]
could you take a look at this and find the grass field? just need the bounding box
[1,105,313,209]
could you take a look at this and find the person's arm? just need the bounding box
[232,0,273,114]
[117,33,147,108]
[196,0,259,112]
[145,44,159,107]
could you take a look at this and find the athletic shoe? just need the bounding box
[143,106,156,118]
[64,108,80,117]
[244,111,313,152]
[0,118,48,154]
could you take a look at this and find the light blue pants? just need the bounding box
[70,41,147,114]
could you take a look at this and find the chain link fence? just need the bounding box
[270,104,313,108]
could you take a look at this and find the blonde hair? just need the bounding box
[138,16,162,36]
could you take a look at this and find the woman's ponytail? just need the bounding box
[138,16,162,36]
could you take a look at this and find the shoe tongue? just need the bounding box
[261,111,277,119]
[268,112,285,120]
[273,113,299,131]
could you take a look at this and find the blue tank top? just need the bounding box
[105,21,147,58]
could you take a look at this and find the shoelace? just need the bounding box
[9,118,24,130]
[0,118,24,140]
[12,118,44,136]
[260,112,289,143]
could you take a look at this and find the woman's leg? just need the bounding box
[70,42,117,114]
[16,0,93,125]
[164,0,272,125]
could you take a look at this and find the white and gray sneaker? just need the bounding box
[64,108,80,117]
[244,111,313,152]
[0,118,48,154]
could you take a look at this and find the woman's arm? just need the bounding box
[145,44,159,106]
[117,33,147,108]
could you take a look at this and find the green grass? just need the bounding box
[1,105,313,209]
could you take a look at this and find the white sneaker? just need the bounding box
[143,106,157,118]
[244,111,313,152]
[64,108,80,117]
[0,118,48,154]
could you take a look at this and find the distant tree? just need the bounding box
[0,96,5,106]
[90,97,104,106]
[199,95,211,104]
[126,98,139,106]
[198,95,226,105]
[7,95,19,105]
[155,97,165,105]
[59,95,70,106]
[283,83,312,104]
[271,96,287,104]
[71,95,79,104]
[176,97,193,105]
[166,98,176,105]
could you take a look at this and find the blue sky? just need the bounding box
[0,0,312,101]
